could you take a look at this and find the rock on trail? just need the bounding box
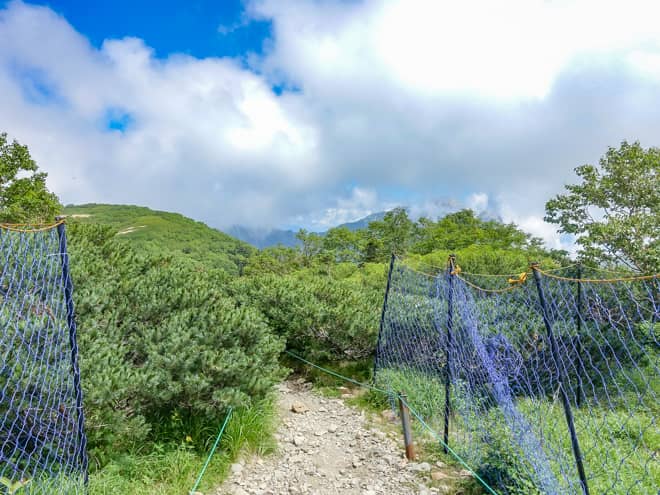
[216,379,460,495]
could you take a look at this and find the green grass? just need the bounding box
[86,398,277,495]
[63,204,254,274]
[376,366,660,495]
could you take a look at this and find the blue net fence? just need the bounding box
[375,256,658,495]
[0,223,87,494]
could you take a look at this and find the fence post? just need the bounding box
[373,253,396,383]
[575,264,585,408]
[398,392,415,460]
[443,254,456,454]
[531,263,589,495]
[55,218,89,484]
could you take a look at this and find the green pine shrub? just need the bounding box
[66,224,285,467]
[229,270,380,361]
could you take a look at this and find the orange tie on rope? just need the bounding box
[507,272,528,285]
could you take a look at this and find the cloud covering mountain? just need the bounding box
[1,0,659,252]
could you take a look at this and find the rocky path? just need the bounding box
[216,379,466,495]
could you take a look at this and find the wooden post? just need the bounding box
[398,392,415,460]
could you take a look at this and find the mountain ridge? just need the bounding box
[62,203,254,274]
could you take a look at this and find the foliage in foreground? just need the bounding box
[88,398,276,495]
[376,365,660,495]
[66,224,285,468]
[0,132,61,223]
[545,140,660,273]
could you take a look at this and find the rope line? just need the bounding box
[284,350,392,395]
[190,406,233,495]
[534,267,658,283]
[393,255,658,290]
[284,350,500,495]
[455,274,527,293]
[0,220,65,232]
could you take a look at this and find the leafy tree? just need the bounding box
[0,132,61,223]
[322,226,362,263]
[545,141,659,272]
[365,207,417,259]
[296,228,324,262]
[412,210,542,254]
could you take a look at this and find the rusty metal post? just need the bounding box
[398,392,415,460]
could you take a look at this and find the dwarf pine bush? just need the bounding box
[66,225,285,466]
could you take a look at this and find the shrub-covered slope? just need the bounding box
[63,204,254,274]
[67,224,284,469]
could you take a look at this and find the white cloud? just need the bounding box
[467,193,489,214]
[252,0,660,99]
[0,1,319,227]
[1,0,660,246]
[305,186,392,230]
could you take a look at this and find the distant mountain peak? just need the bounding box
[226,225,301,249]
[335,211,387,231]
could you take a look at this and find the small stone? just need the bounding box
[314,429,326,436]
[328,424,338,433]
[230,463,243,475]
[431,471,449,481]
[380,409,397,422]
[291,402,309,413]
[408,462,431,472]
[293,435,305,446]
[459,468,473,477]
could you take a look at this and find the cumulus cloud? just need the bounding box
[1,0,659,246]
[248,0,660,245]
[467,193,489,215]
[0,1,319,227]
[302,186,393,230]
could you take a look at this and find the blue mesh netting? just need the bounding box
[375,257,659,495]
[0,224,87,494]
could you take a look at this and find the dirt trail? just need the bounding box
[216,379,468,495]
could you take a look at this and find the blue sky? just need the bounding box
[22,0,270,58]
[1,0,659,249]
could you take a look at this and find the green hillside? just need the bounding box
[63,203,254,274]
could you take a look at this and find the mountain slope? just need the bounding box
[335,211,387,231]
[63,204,254,274]
[229,211,391,249]
[226,225,301,249]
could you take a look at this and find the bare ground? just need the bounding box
[215,379,470,495]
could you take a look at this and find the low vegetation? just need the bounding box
[0,134,657,493]
[63,203,254,274]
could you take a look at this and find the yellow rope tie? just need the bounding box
[507,272,528,285]
[456,274,526,294]
[0,220,65,233]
